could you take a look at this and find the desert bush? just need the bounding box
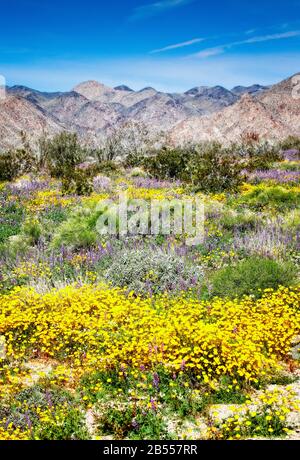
[145,142,245,192]
[283,209,300,230]
[40,132,85,178]
[145,146,190,181]
[211,256,297,299]
[0,148,36,181]
[100,121,156,162]
[189,142,245,192]
[21,218,42,244]
[61,169,93,196]
[128,167,147,178]
[240,142,282,171]
[280,136,300,154]
[105,248,202,295]
[96,160,120,175]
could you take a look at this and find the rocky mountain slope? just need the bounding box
[169,75,300,146]
[0,74,298,150]
[0,95,62,150]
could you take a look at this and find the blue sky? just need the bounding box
[0,0,300,92]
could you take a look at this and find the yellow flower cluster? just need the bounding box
[0,284,299,390]
[26,190,75,212]
[126,186,184,201]
[12,261,52,279]
[0,426,30,440]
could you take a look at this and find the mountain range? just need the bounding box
[0,74,299,151]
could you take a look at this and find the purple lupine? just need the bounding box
[152,372,160,389]
[282,149,299,161]
[131,419,139,430]
[93,175,112,192]
[150,397,157,411]
[132,177,182,189]
[247,169,300,184]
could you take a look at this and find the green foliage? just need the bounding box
[52,207,99,250]
[241,142,283,171]
[283,209,300,230]
[40,132,85,177]
[34,407,89,440]
[145,147,190,181]
[0,148,36,181]
[280,136,300,154]
[238,185,300,211]
[124,153,147,168]
[21,218,42,244]
[96,160,120,175]
[0,199,24,244]
[6,234,31,258]
[275,161,300,172]
[219,208,261,231]
[96,403,169,440]
[190,143,245,192]
[269,373,298,386]
[51,200,118,250]
[128,409,170,440]
[144,143,245,192]
[211,256,297,299]
[61,169,93,196]
[0,385,89,440]
[210,377,247,404]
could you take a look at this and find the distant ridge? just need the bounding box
[0,74,299,150]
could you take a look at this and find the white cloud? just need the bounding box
[150,38,205,54]
[245,29,257,35]
[129,0,194,20]
[242,30,300,44]
[193,30,300,58]
[193,46,226,58]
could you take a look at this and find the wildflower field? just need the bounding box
[0,140,300,440]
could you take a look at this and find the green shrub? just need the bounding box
[279,136,300,153]
[241,142,283,171]
[211,256,297,299]
[144,143,245,192]
[189,143,245,192]
[219,209,261,231]
[238,185,300,211]
[40,132,85,178]
[283,209,300,230]
[0,148,36,181]
[145,147,190,181]
[96,402,169,440]
[52,207,99,250]
[61,169,93,196]
[22,218,42,244]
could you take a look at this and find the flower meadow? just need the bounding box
[0,147,300,440]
